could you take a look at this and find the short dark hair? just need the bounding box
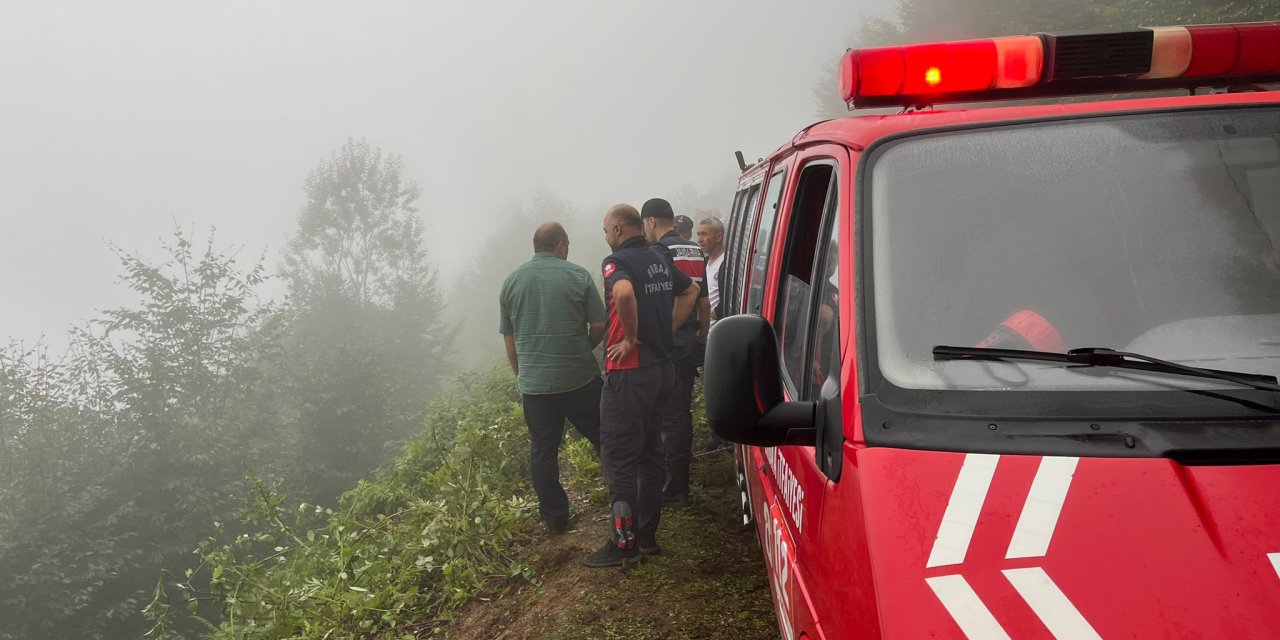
[640,198,675,220]
[607,204,643,229]
[532,222,568,253]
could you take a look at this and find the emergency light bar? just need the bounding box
[839,22,1280,108]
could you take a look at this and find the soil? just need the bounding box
[440,448,779,640]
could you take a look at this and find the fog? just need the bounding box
[1,0,887,346]
[2,3,894,634]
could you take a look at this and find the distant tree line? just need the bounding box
[0,138,453,639]
[814,0,1280,118]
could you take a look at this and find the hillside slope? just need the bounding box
[148,369,778,638]
[443,445,779,639]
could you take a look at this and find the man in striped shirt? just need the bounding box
[642,198,711,508]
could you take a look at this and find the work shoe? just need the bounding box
[583,538,643,568]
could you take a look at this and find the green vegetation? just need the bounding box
[0,234,280,640]
[436,382,778,640]
[0,139,455,639]
[0,135,763,638]
[145,372,777,639]
[145,370,540,638]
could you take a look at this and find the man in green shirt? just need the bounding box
[500,222,606,534]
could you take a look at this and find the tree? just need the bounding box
[0,230,278,639]
[278,139,454,500]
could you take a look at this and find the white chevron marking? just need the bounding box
[927,453,1001,568]
[926,574,1012,640]
[1269,552,1280,580]
[1006,456,1079,559]
[1003,567,1101,640]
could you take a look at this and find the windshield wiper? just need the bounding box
[933,345,1280,393]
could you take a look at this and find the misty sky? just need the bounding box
[1,0,890,345]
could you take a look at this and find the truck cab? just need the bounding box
[707,23,1280,639]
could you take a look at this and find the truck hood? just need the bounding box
[859,449,1280,638]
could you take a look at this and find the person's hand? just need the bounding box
[607,337,638,363]
[697,327,708,345]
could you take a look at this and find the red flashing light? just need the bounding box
[838,22,1280,109]
[903,40,997,94]
[838,50,859,103]
[858,48,906,98]
[840,35,1041,107]
[1185,25,1239,76]
[1182,23,1280,77]
[1232,22,1280,73]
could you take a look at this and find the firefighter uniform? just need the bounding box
[597,236,693,554]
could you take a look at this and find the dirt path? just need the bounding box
[442,449,779,640]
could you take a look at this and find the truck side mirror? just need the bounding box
[705,314,816,447]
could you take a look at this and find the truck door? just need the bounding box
[753,146,849,639]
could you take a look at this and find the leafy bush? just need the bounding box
[148,369,547,639]
[0,231,282,640]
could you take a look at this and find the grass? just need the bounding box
[441,420,779,640]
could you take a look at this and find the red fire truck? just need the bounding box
[706,23,1280,639]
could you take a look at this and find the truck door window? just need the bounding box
[729,184,761,315]
[725,185,759,316]
[747,172,786,315]
[775,162,836,393]
[809,215,840,400]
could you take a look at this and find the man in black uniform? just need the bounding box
[641,198,711,508]
[584,204,699,568]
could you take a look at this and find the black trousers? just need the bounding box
[600,363,673,541]
[660,360,697,498]
[521,377,603,527]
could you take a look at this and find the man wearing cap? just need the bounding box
[500,222,605,535]
[584,204,699,568]
[641,198,711,508]
[674,214,695,241]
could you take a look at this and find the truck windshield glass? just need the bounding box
[869,107,1280,392]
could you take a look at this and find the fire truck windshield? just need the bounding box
[868,106,1280,396]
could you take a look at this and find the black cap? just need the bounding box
[674,215,694,234]
[640,198,675,220]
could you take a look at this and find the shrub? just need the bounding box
[147,369,542,639]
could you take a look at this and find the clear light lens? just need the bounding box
[1142,26,1193,79]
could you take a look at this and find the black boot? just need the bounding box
[583,537,643,568]
[583,501,642,568]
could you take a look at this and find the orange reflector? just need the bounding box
[1142,26,1193,78]
[993,36,1045,88]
